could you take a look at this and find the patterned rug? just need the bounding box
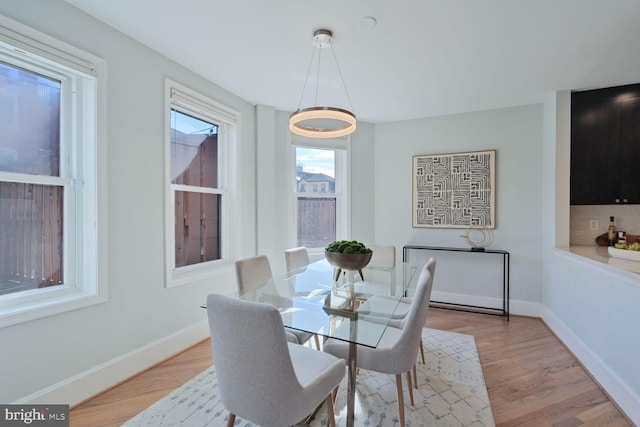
[123,328,495,426]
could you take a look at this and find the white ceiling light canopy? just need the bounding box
[289,29,356,139]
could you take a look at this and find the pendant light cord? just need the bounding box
[296,45,318,111]
[315,46,321,106]
[295,34,355,114]
[330,44,355,114]
[289,29,357,139]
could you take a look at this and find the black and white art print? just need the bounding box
[412,150,496,229]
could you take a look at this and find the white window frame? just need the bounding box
[0,16,107,328]
[164,79,239,287]
[288,136,351,255]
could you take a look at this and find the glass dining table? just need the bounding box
[211,258,418,427]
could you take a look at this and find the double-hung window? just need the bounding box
[0,19,104,327]
[164,80,238,287]
[290,136,349,251]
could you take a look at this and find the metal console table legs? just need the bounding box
[403,245,510,320]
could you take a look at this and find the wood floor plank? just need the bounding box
[69,339,213,427]
[68,308,632,427]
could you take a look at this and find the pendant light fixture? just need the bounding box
[289,29,356,139]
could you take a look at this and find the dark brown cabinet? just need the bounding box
[620,96,640,203]
[571,84,640,205]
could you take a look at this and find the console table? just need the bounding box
[403,245,510,320]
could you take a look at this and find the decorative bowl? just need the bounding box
[325,250,373,282]
[324,250,373,271]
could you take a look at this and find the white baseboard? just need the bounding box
[15,305,639,425]
[509,299,541,317]
[430,294,639,423]
[15,320,211,406]
[430,291,542,317]
[542,307,640,425]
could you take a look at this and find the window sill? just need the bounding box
[167,260,234,288]
[0,286,107,328]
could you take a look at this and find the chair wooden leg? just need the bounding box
[406,371,414,406]
[332,385,339,404]
[226,413,236,427]
[420,338,425,364]
[314,334,321,350]
[326,393,336,427]
[412,364,417,388]
[395,374,405,427]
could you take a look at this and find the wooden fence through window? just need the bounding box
[0,182,63,295]
[297,197,336,248]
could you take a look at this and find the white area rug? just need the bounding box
[123,328,495,426]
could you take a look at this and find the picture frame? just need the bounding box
[412,150,496,229]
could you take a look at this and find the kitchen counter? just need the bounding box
[562,245,640,276]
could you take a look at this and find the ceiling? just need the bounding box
[64,0,640,123]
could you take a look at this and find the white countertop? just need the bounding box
[564,245,640,275]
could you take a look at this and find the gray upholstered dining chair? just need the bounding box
[354,243,397,295]
[358,256,437,382]
[323,262,435,427]
[387,257,436,387]
[389,257,436,319]
[207,293,346,427]
[235,255,318,348]
[282,248,322,349]
[364,245,396,286]
[284,246,311,272]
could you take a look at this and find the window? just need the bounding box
[171,110,220,267]
[0,19,104,327]
[292,143,349,250]
[165,80,238,287]
[0,64,63,292]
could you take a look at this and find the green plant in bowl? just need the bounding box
[326,240,372,254]
[325,240,373,281]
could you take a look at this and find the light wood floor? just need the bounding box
[69,309,631,426]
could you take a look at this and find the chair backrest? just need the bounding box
[426,256,436,276]
[367,244,396,270]
[235,255,273,293]
[284,246,310,272]
[389,260,435,373]
[406,256,436,298]
[207,293,302,425]
[362,244,396,287]
[423,256,436,316]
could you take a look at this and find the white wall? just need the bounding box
[255,111,376,276]
[349,122,376,244]
[545,253,640,422]
[0,0,256,404]
[542,92,640,423]
[256,105,278,261]
[373,105,544,314]
[2,2,638,422]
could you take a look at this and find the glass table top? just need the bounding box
[223,259,418,348]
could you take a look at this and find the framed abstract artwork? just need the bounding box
[412,150,496,229]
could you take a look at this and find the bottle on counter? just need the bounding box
[618,231,627,246]
[608,216,616,246]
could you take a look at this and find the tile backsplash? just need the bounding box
[571,205,640,245]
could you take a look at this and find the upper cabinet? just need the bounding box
[571,84,640,205]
